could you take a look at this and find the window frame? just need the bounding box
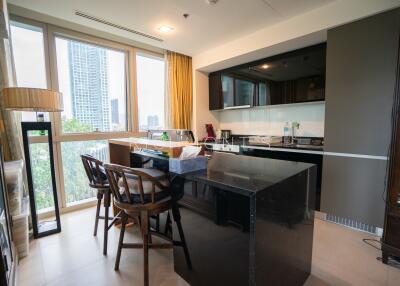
[10,15,163,213]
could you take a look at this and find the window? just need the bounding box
[136,53,165,130]
[55,37,127,133]
[10,21,49,121]
[10,17,165,211]
[61,140,108,206]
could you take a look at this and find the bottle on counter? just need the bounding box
[283,121,291,145]
[161,131,169,141]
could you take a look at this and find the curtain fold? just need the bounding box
[0,0,23,161]
[166,51,193,130]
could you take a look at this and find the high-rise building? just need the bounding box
[147,115,159,129]
[111,99,119,124]
[68,41,110,131]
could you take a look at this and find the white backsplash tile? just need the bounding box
[218,102,325,137]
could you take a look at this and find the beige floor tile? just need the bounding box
[16,207,400,286]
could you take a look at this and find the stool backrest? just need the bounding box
[81,154,107,188]
[103,163,169,205]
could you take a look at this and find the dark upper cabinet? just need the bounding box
[209,43,326,110]
[209,73,222,110]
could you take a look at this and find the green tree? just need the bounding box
[31,118,107,210]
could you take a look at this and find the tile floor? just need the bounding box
[17,207,400,286]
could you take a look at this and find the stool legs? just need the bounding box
[140,210,149,286]
[172,205,192,269]
[103,191,110,255]
[115,213,128,271]
[94,192,103,236]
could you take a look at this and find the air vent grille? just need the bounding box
[74,10,163,42]
[326,213,380,235]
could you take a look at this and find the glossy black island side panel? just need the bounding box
[173,189,251,286]
[173,167,316,286]
[255,167,316,285]
[173,153,316,286]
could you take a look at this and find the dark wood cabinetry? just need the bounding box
[209,73,223,110]
[382,28,400,263]
[209,43,326,110]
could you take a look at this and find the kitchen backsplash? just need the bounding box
[217,102,325,137]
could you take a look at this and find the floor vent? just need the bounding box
[326,214,380,235]
[74,10,163,42]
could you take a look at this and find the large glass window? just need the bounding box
[10,21,49,121]
[10,17,166,211]
[55,37,127,133]
[136,53,165,130]
[61,140,108,206]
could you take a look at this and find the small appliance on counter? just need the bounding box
[220,130,231,140]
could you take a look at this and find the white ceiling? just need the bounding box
[7,0,336,56]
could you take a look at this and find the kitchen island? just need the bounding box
[173,152,316,286]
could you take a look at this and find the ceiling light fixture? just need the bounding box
[158,25,174,33]
[261,64,270,69]
[206,0,219,5]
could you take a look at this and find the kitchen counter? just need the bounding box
[182,151,315,196]
[108,137,195,166]
[173,152,317,286]
[201,137,324,153]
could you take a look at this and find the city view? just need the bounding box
[11,23,166,209]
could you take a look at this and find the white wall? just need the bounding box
[192,70,219,140]
[217,102,325,137]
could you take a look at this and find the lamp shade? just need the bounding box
[2,87,63,112]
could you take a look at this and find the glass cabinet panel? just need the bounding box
[222,75,234,108]
[258,82,271,106]
[235,79,254,106]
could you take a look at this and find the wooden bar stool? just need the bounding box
[81,154,120,255]
[103,163,192,286]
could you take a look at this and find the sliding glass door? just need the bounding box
[10,16,164,212]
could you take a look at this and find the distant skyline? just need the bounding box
[68,41,110,131]
[11,22,165,132]
[136,54,165,130]
[56,37,127,132]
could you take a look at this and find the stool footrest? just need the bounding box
[122,242,172,249]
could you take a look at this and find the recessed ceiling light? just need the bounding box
[205,0,219,5]
[261,64,270,69]
[158,25,174,33]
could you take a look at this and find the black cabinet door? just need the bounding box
[293,76,325,103]
[234,78,254,106]
[209,72,222,110]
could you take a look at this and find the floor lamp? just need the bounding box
[2,87,63,238]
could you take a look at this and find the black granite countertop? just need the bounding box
[183,152,314,196]
[201,136,324,152]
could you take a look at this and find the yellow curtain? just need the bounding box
[167,51,193,130]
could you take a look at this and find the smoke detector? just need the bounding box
[205,0,218,5]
